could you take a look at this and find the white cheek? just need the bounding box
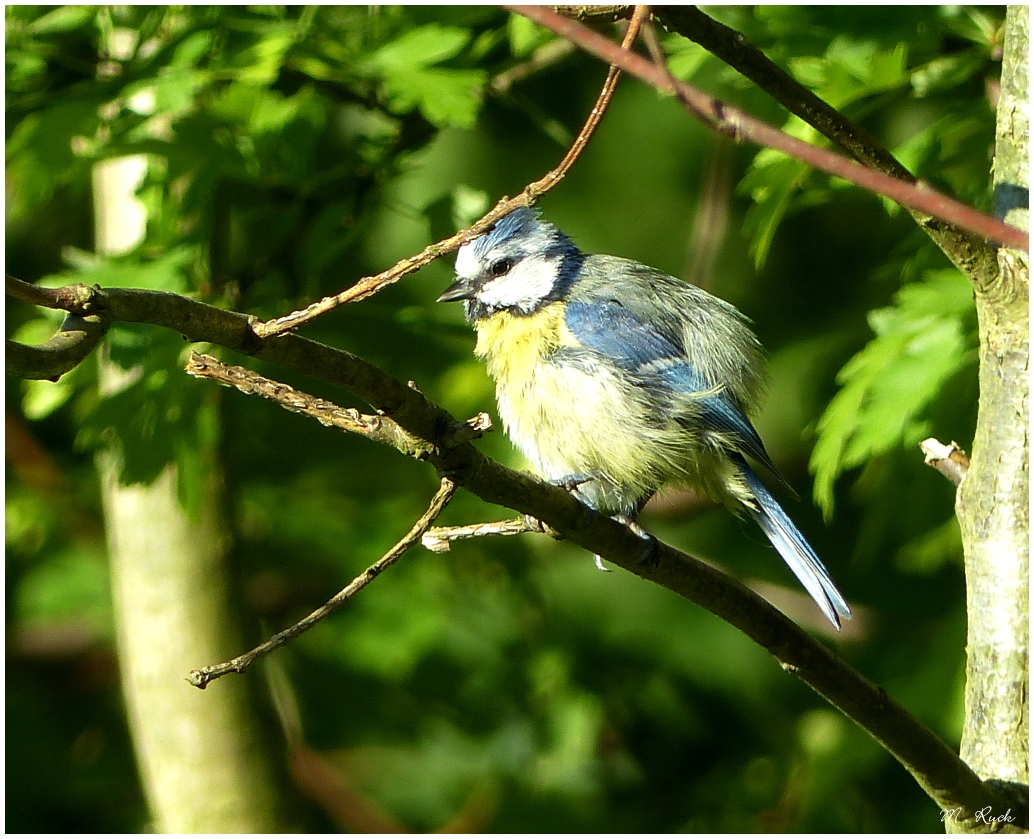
[455,245,479,279]
[479,258,558,309]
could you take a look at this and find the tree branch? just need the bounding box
[188,476,459,688]
[5,313,110,381]
[921,438,971,487]
[251,5,651,339]
[5,277,1021,825]
[183,351,482,461]
[422,518,531,553]
[507,5,1028,254]
[650,5,1001,285]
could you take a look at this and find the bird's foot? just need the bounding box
[550,473,598,508]
[612,514,658,566]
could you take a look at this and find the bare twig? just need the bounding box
[185,351,437,457]
[188,476,458,688]
[552,5,634,23]
[185,351,493,455]
[251,5,651,340]
[508,5,1028,253]
[921,439,971,487]
[422,518,531,552]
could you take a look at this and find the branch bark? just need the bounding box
[650,5,1002,285]
[7,279,1020,825]
[509,5,1027,253]
[953,5,1030,832]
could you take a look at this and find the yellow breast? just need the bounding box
[473,304,570,385]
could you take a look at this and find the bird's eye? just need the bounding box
[489,258,513,277]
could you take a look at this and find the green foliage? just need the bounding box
[811,269,977,518]
[6,5,999,833]
[361,24,486,128]
[684,5,1002,267]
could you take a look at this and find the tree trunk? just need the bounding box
[953,4,1029,833]
[93,144,297,829]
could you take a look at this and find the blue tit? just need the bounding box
[437,207,851,629]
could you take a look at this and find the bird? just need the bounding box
[437,207,851,629]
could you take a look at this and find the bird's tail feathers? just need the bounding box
[737,459,851,630]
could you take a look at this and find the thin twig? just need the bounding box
[184,351,493,455]
[491,38,576,94]
[188,476,458,689]
[921,438,971,487]
[251,5,651,340]
[185,351,437,457]
[422,518,531,553]
[552,5,635,23]
[509,5,1028,252]
[528,4,650,196]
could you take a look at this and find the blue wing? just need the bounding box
[564,298,849,629]
[564,299,794,494]
[564,298,682,369]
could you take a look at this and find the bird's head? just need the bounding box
[437,208,583,319]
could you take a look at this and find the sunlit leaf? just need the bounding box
[811,269,976,516]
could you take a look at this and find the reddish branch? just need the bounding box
[509,5,1028,253]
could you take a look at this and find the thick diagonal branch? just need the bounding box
[5,280,1017,824]
[511,5,1026,254]
[650,5,1001,284]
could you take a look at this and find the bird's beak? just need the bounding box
[436,277,476,303]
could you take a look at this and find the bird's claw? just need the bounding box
[612,514,658,567]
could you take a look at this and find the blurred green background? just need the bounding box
[6,5,1000,831]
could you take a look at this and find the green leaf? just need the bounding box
[41,247,196,294]
[76,327,214,499]
[810,269,976,517]
[666,42,710,80]
[366,24,471,72]
[23,378,77,421]
[911,48,987,98]
[363,25,486,128]
[739,153,811,270]
[790,37,908,109]
[12,546,112,633]
[507,13,550,58]
[27,5,97,35]
[6,99,102,210]
[225,24,295,85]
